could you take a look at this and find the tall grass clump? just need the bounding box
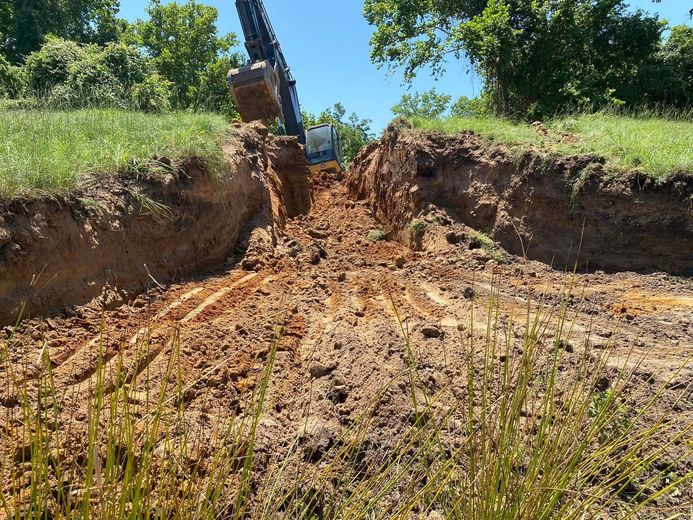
[410,111,693,180]
[0,109,231,198]
[0,312,282,520]
[251,279,692,518]
[1,279,690,518]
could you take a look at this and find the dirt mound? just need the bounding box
[0,123,311,325]
[348,125,693,274]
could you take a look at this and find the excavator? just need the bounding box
[228,0,346,175]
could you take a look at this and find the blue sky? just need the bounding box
[119,0,692,132]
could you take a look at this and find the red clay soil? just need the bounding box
[2,179,692,516]
[348,123,693,274]
[0,125,691,516]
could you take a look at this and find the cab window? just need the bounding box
[306,126,334,164]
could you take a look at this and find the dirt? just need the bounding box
[0,123,311,326]
[349,123,693,274]
[0,125,692,516]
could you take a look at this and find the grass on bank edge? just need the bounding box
[1,277,691,519]
[410,112,693,180]
[0,109,232,198]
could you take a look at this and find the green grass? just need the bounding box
[0,109,231,198]
[411,113,693,179]
[367,229,387,242]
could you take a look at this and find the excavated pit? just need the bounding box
[1,124,692,515]
[348,125,693,274]
[0,123,311,326]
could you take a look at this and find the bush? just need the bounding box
[451,95,490,117]
[63,49,125,108]
[101,42,150,88]
[23,37,85,93]
[195,55,241,117]
[131,73,173,113]
[0,97,40,110]
[19,38,154,107]
[0,55,24,98]
[367,229,387,242]
[409,219,427,239]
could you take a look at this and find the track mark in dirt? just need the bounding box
[61,274,264,392]
[300,295,338,358]
[107,272,270,393]
[157,287,206,319]
[51,287,208,381]
[182,272,260,323]
[610,292,693,316]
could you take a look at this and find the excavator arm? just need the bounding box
[229,0,305,143]
[229,0,345,173]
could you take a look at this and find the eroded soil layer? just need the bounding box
[348,125,693,274]
[2,171,691,515]
[0,124,311,325]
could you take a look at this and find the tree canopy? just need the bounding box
[134,0,241,109]
[1,0,121,63]
[392,88,452,119]
[365,0,689,118]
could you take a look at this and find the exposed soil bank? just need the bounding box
[0,123,310,325]
[348,125,693,274]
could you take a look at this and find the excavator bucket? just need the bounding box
[228,60,284,123]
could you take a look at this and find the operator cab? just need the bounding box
[305,123,345,174]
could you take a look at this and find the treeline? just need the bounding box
[367,0,693,120]
[0,0,241,114]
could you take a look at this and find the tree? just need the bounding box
[196,53,244,117]
[450,95,488,117]
[303,103,375,165]
[658,25,693,106]
[136,0,238,109]
[365,0,668,118]
[392,88,452,119]
[1,0,121,64]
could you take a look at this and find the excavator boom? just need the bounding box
[229,0,305,143]
[229,0,345,173]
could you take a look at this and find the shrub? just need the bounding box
[0,55,24,98]
[451,94,490,117]
[195,55,240,117]
[23,36,85,93]
[0,97,40,110]
[63,49,125,108]
[367,229,387,242]
[131,73,173,113]
[101,42,150,88]
[409,218,427,238]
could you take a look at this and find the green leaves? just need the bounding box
[1,0,121,63]
[392,88,452,119]
[136,0,239,110]
[365,0,676,119]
